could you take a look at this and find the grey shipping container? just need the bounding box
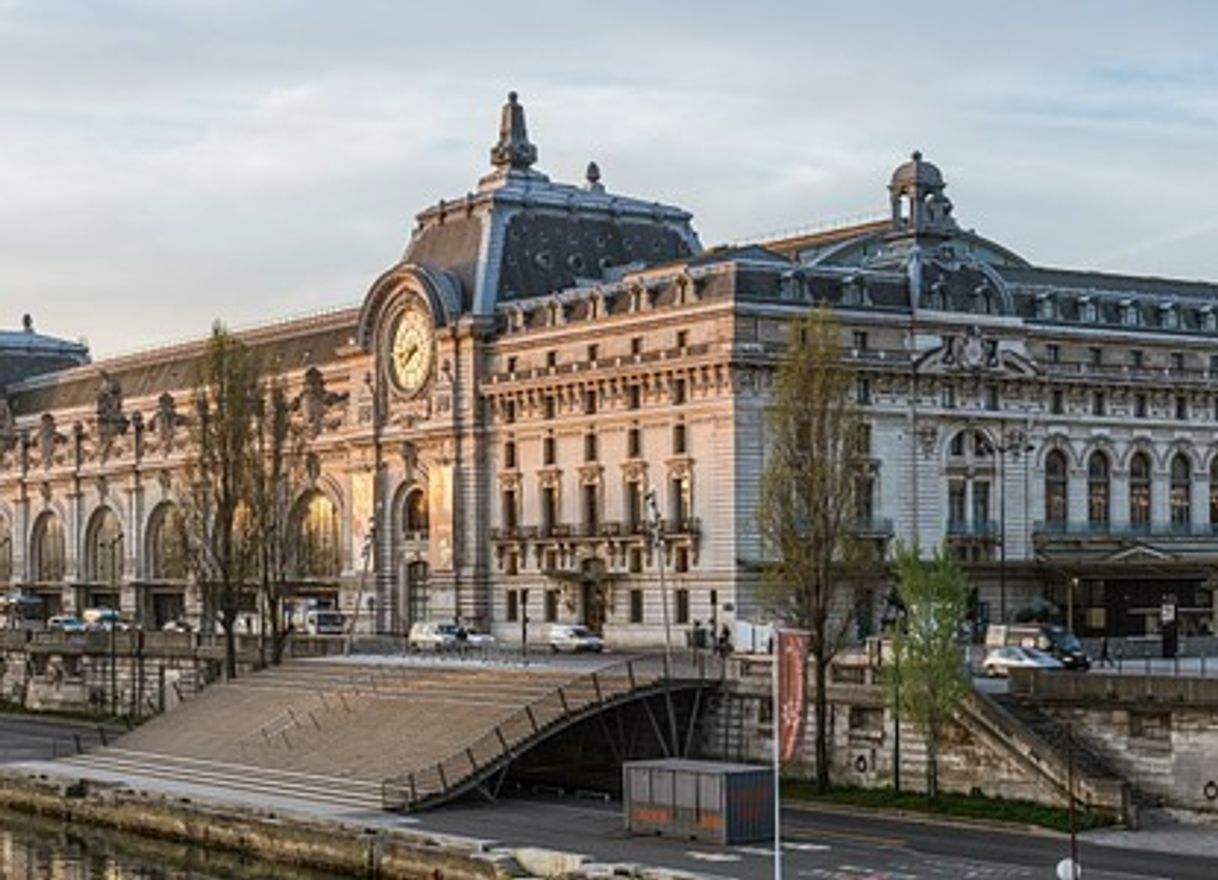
[623,758,773,844]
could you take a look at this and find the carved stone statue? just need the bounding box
[0,394,14,453]
[38,413,64,469]
[150,392,183,454]
[293,367,348,438]
[96,371,129,444]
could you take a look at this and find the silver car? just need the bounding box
[982,645,1063,677]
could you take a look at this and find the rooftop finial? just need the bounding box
[21,314,33,333]
[490,91,538,171]
[584,160,604,192]
[911,149,923,162]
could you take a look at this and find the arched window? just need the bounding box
[1044,450,1068,525]
[294,491,340,578]
[0,515,12,583]
[87,508,124,583]
[1171,454,1192,528]
[1088,452,1110,527]
[404,489,429,535]
[31,512,66,582]
[147,504,187,580]
[1129,452,1151,530]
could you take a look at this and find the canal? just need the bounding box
[0,806,352,879]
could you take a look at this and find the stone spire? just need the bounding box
[584,161,604,192]
[489,91,538,171]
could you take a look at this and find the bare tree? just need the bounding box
[248,379,307,665]
[758,305,873,793]
[181,323,262,679]
[889,542,969,799]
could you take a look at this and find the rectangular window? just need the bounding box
[972,481,990,529]
[941,385,956,409]
[543,435,556,465]
[1050,389,1064,415]
[948,481,967,527]
[631,336,643,357]
[853,331,869,352]
[504,440,517,469]
[626,481,643,532]
[546,350,557,369]
[584,390,597,414]
[855,422,872,456]
[674,546,690,574]
[1046,343,1060,363]
[627,426,642,458]
[506,355,518,374]
[1172,352,1185,372]
[541,487,558,535]
[583,483,598,533]
[507,590,519,622]
[587,343,599,363]
[627,384,641,410]
[504,399,516,424]
[629,547,644,573]
[584,432,597,462]
[1089,346,1102,366]
[502,489,518,532]
[673,423,687,455]
[629,589,644,623]
[544,590,558,623]
[1130,349,1144,368]
[985,384,999,411]
[672,378,686,405]
[1135,393,1148,418]
[856,378,871,405]
[505,551,518,576]
[544,395,556,420]
[1176,395,1188,420]
[675,589,690,625]
[1210,354,1218,378]
[1092,391,1105,416]
[676,330,689,350]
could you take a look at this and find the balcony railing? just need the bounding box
[946,518,999,538]
[1033,520,1218,539]
[850,516,894,537]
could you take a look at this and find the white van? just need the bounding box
[305,609,345,636]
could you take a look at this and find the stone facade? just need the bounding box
[4,95,1218,642]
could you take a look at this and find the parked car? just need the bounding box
[47,615,87,633]
[982,645,1063,677]
[160,619,193,633]
[82,607,126,631]
[986,623,1090,671]
[305,609,345,636]
[408,621,459,652]
[548,624,604,654]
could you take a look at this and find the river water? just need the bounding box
[0,807,352,879]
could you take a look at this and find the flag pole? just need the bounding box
[773,626,782,880]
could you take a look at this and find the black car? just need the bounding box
[1041,626,1090,671]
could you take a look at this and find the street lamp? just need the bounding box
[644,489,673,674]
[104,529,124,717]
[995,427,1035,623]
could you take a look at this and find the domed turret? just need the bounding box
[888,150,956,236]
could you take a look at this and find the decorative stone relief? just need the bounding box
[294,367,349,438]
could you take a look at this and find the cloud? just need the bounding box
[3,1,1218,354]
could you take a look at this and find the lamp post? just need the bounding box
[104,530,124,718]
[645,489,673,674]
[995,427,1035,623]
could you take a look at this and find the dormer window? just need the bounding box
[1078,296,1097,323]
[1120,299,1140,327]
[1202,306,1217,333]
[1161,302,1180,330]
[1035,293,1056,321]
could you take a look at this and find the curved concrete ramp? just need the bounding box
[98,653,721,812]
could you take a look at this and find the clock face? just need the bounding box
[389,304,434,396]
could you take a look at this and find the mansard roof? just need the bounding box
[6,309,357,418]
[0,316,90,389]
[392,93,700,316]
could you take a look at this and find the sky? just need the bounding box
[4,1,1218,359]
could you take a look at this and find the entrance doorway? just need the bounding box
[581,581,606,634]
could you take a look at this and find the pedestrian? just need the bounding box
[1099,635,1113,668]
[717,624,733,658]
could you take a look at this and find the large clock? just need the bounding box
[388,301,434,396]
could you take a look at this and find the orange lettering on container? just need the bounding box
[632,808,671,824]
[697,815,724,830]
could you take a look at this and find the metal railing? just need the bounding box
[946,518,999,538]
[380,652,723,812]
[1033,520,1217,539]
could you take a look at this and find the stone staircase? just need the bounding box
[965,690,1138,825]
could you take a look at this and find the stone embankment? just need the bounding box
[0,770,698,880]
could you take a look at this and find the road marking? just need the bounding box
[786,826,906,849]
[784,841,831,852]
[686,851,742,863]
[736,846,777,857]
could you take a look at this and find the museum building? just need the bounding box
[1,93,1216,642]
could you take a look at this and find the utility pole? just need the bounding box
[646,489,679,754]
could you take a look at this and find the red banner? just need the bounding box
[776,629,810,764]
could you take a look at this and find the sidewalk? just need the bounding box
[1081,808,1218,859]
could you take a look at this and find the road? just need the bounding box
[412,794,1218,879]
[0,713,116,763]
